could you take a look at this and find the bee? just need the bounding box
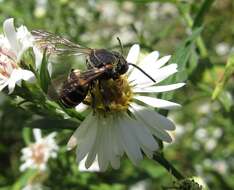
[32,30,155,108]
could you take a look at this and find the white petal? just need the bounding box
[7,69,31,92]
[0,73,7,80]
[130,105,172,142]
[140,51,160,66]
[128,54,169,84]
[107,119,121,169]
[21,69,35,82]
[67,113,94,150]
[131,117,158,151]
[118,115,143,165]
[16,26,33,59]
[7,77,16,94]
[154,55,171,69]
[131,105,174,142]
[133,83,185,93]
[129,63,178,86]
[126,44,140,64]
[112,117,124,156]
[3,18,19,54]
[33,128,42,141]
[85,128,100,168]
[134,95,181,109]
[33,46,43,69]
[20,162,30,172]
[75,103,88,112]
[128,52,159,83]
[141,145,154,159]
[76,121,97,163]
[154,64,178,83]
[104,117,119,169]
[9,69,23,84]
[97,125,109,171]
[131,103,175,130]
[0,81,8,91]
[79,156,100,172]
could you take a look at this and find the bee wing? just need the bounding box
[70,65,112,86]
[32,30,92,56]
[48,65,112,101]
[47,75,67,101]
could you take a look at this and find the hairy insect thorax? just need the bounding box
[89,49,128,79]
[86,76,133,113]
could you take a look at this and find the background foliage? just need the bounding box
[0,0,234,189]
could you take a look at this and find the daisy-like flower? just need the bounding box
[20,129,58,172]
[0,18,41,93]
[68,44,185,171]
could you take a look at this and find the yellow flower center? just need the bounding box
[85,76,133,113]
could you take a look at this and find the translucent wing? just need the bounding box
[66,65,113,87]
[48,65,113,101]
[32,30,92,56]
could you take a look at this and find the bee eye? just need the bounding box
[119,63,129,74]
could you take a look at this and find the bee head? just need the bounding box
[112,51,129,75]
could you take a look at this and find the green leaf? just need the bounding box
[161,27,202,100]
[171,27,202,71]
[22,127,31,145]
[12,170,38,190]
[26,117,80,130]
[193,0,215,28]
[212,54,234,100]
[218,90,233,112]
[39,49,51,93]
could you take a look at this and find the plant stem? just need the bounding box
[153,152,185,180]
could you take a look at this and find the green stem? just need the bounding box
[153,152,185,180]
[182,11,208,58]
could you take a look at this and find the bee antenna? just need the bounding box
[117,37,123,54]
[128,63,156,83]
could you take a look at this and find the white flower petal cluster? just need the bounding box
[68,44,184,171]
[20,129,58,172]
[0,18,42,93]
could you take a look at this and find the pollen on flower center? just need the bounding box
[30,144,46,165]
[86,75,133,112]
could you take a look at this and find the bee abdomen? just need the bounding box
[60,86,88,108]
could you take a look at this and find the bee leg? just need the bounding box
[98,81,110,112]
[90,83,96,115]
[86,57,95,69]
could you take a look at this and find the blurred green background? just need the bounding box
[0,0,234,189]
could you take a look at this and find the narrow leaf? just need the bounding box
[39,49,51,93]
[161,27,202,100]
[212,54,234,100]
[26,117,80,130]
[193,0,215,28]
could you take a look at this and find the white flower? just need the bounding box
[215,42,230,56]
[0,18,42,93]
[34,0,48,18]
[20,129,58,172]
[68,44,185,171]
